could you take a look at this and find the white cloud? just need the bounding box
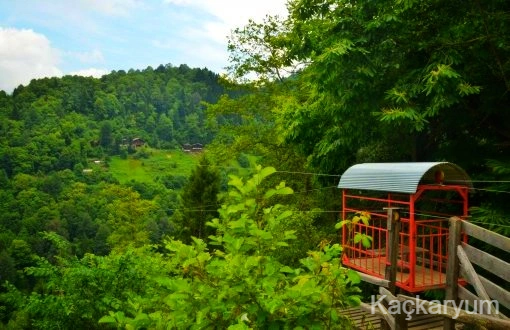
[164,0,288,44]
[0,28,62,93]
[69,68,110,78]
[160,0,288,72]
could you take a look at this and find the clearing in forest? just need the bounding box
[108,148,198,184]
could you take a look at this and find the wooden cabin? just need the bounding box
[338,162,472,293]
[192,143,203,151]
[131,138,145,148]
[183,143,203,152]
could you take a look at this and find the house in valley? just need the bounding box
[131,138,145,148]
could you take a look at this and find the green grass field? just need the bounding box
[108,148,199,184]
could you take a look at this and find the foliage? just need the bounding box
[0,64,225,179]
[99,166,361,329]
[171,156,221,242]
[227,0,510,175]
[108,149,198,184]
[469,159,510,237]
[1,235,167,330]
[336,211,373,249]
[0,167,362,329]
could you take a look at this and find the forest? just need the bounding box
[1,0,509,329]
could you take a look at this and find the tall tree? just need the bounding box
[99,121,113,149]
[173,156,220,241]
[227,0,510,174]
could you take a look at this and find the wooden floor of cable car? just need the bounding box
[345,257,447,288]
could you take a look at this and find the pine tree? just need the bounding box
[175,156,220,242]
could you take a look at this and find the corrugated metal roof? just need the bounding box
[338,162,472,194]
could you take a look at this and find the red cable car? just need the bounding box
[338,162,471,293]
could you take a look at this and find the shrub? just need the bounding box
[100,166,362,329]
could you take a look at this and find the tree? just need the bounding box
[227,0,510,175]
[173,156,221,241]
[99,167,361,329]
[102,184,157,252]
[99,121,113,150]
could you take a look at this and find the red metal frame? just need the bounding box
[341,184,469,293]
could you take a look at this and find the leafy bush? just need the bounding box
[132,147,151,159]
[1,167,362,329]
[100,166,361,329]
[157,174,188,190]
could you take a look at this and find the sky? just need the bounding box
[0,0,288,93]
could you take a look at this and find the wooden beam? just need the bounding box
[444,217,461,330]
[360,302,395,330]
[461,220,510,253]
[397,294,510,330]
[384,208,400,294]
[462,243,510,282]
[380,284,407,329]
[380,287,397,301]
[457,245,497,315]
[479,274,510,312]
[458,284,484,308]
[458,285,509,320]
[358,271,390,287]
[382,208,403,330]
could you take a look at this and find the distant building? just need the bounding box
[192,143,203,151]
[183,143,203,152]
[183,143,192,152]
[131,138,145,148]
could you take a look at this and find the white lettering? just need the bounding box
[367,295,500,320]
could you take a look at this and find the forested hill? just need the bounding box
[0,64,224,177]
[0,63,229,301]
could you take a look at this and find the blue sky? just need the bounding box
[0,0,288,93]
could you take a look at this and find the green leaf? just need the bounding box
[98,315,117,324]
[361,235,373,248]
[254,166,276,183]
[457,82,481,96]
[275,186,293,195]
[353,233,362,244]
[360,216,370,226]
[335,220,350,229]
[347,269,361,285]
[276,210,293,221]
[280,266,295,273]
[351,216,360,224]
[264,188,277,199]
[228,175,245,191]
[284,230,297,240]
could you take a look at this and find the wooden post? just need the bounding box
[444,217,462,330]
[382,207,406,330]
[385,207,400,293]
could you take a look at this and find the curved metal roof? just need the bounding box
[338,162,472,194]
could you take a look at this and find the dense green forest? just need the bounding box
[1,0,510,329]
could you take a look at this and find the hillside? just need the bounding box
[0,64,226,293]
[108,148,198,184]
[0,64,223,178]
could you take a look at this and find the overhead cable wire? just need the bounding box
[274,170,340,177]
[196,163,341,177]
[469,187,510,194]
[451,180,510,183]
